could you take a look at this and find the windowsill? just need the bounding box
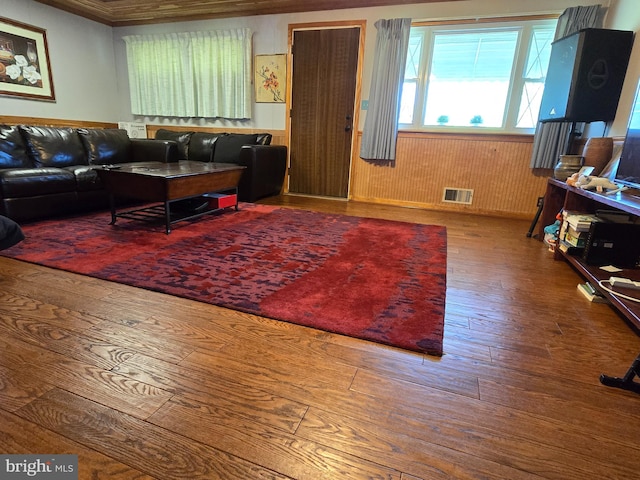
[396,129,535,142]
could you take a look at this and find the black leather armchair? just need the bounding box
[154,129,287,202]
[237,145,287,202]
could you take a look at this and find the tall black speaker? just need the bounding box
[538,28,634,123]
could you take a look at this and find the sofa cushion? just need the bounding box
[65,165,103,192]
[189,132,222,163]
[0,168,76,197]
[19,126,87,168]
[77,128,131,165]
[213,134,261,164]
[154,129,193,160]
[0,125,33,169]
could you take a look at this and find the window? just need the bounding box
[123,29,252,119]
[400,17,557,133]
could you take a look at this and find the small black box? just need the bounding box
[582,222,640,268]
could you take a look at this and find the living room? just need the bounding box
[2,0,640,479]
[1,0,638,219]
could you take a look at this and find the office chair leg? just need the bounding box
[526,196,544,238]
[600,353,640,394]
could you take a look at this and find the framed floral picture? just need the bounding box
[255,54,286,103]
[0,16,55,102]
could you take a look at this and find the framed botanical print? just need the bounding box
[255,54,286,103]
[0,16,55,102]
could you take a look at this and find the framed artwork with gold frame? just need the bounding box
[255,54,286,103]
[0,16,55,102]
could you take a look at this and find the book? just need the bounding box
[558,240,583,255]
[577,283,609,303]
[566,225,588,239]
[564,230,586,247]
[564,212,600,232]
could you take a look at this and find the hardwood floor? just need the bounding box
[1,195,640,479]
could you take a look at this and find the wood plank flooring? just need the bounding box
[1,195,639,479]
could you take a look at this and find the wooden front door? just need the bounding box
[289,27,361,198]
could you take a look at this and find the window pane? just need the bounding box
[516,81,545,128]
[517,26,555,128]
[399,34,423,124]
[424,30,519,127]
[405,34,423,79]
[524,26,555,80]
[399,81,417,123]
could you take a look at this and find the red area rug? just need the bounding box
[1,205,447,355]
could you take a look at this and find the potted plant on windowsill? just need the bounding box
[470,115,483,126]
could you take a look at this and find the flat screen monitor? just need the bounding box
[615,81,640,188]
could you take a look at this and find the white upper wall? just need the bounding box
[1,0,119,122]
[4,0,638,135]
[604,0,640,134]
[111,0,607,130]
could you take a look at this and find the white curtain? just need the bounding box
[360,18,412,163]
[122,29,252,119]
[530,5,606,168]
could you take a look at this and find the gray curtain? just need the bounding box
[529,5,606,169]
[360,18,412,164]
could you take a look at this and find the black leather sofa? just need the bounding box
[154,129,287,202]
[0,124,287,223]
[0,125,176,222]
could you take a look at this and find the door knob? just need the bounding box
[345,115,352,132]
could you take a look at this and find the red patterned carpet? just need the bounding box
[2,204,447,355]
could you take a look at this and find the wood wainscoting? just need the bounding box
[145,124,287,147]
[0,115,117,129]
[0,117,287,149]
[350,131,551,219]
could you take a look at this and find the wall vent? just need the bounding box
[443,188,474,205]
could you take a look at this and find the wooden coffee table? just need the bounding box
[97,161,246,233]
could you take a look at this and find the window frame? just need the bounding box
[400,15,559,134]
